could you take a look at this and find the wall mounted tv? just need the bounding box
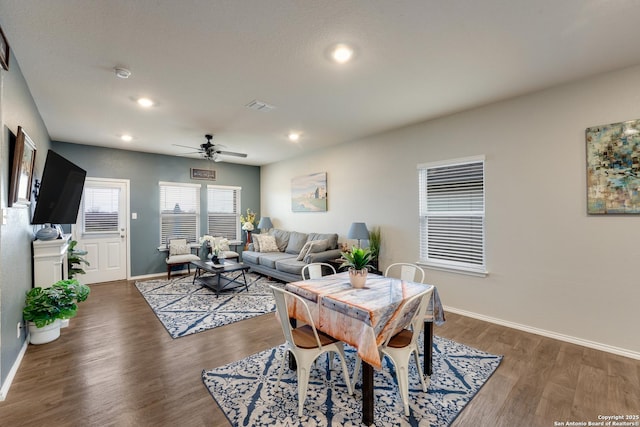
[31,150,87,225]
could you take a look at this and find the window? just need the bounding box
[82,186,120,233]
[418,156,486,275]
[159,182,200,244]
[207,185,241,240]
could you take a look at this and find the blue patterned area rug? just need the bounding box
[135,273,283,338]
[202,335,502,426]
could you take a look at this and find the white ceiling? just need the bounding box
[2,1,640,166]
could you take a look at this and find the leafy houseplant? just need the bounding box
[23,279,90,344]
[340,246,374,288]
[368,226,381,271]
[67,240,90,279]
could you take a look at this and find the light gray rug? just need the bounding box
[202,335,502,426]
[135,273,283,338]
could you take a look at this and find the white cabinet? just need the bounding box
[33,234,70,288]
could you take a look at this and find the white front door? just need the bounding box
[73,178,129,284]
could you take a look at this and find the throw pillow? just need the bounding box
[212,237,230,251]
[252,234,263,252]
[308,238,329,254]
[296,241,314,261]
[259,235,280,253]
[168,239,189,256]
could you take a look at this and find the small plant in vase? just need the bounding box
[340,246,374,288]
[199,235,229,264]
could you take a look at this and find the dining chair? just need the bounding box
[301,262,337,280]
[352,287,434,416]
[384,262,425,283]
[270,285,353,416]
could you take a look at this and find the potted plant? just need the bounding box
[340,246,374,288]
[67,240,90,279]
[368,226,381,272]
[23,279,90,344]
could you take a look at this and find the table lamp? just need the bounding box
[347,222,369,248]
[257,216,273,233]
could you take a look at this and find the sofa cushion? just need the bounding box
[271,229,291,252]
[168,239,190,256]
[257,252,296,269]
[258,235,280,252]
[275,258,307,276]
[307,233,339,250]
[241,250,261,265]
[285,231,309,254]
[252,236,261,252]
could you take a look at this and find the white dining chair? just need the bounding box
[384,262,425,283]
[352,287,433,416]
[270,285,353,416]
[301,262,336,280]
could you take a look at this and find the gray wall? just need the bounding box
[0,55,52,390]
[51,141,261,277]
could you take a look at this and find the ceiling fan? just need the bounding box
[173,134,248,162]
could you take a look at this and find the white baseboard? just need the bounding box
[444,306,640,361]
[130,272,166,281]
[0,338,29,401]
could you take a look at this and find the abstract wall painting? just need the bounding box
[586,118,640,214]
[291,172,327,212]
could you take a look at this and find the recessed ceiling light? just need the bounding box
[137,97,154,108]
[114,67,131,79]
[330,44,355,64]
[288,132,301,142]
[121,134,133,142]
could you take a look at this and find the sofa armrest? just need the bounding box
[305,248,343,264]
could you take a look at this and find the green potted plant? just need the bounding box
[67,240,90,279]
[368,226,381,272]
[340,246,374,288]
[23,279,90,344]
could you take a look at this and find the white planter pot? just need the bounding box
[28,319,61,345]
[348,268,368,289]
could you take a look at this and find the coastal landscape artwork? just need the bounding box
[291,172,327,212]
[586,118,640,214]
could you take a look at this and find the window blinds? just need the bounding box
[159,182,200,244]
[418,158,485,273]
[207,186,240,240]
[82,187,120,233]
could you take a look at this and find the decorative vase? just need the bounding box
[348,268,368,289]
[211,255,219,264]
[28,319,61,345]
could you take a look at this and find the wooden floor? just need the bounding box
[1,277,638,426]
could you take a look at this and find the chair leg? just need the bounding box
[167,265,171,280]
[352,356,361,388]
[297,366,309,417]
[413,348,428,392]
[335,347,353,395]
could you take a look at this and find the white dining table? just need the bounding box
[285,271,444,425]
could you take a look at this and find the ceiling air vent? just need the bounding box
[245,99,275,112]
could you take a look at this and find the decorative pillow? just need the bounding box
[168,239,190,256]
[308,238,329,254]
[258,235,280,253]
[296,241,314,261]
[212,237,230,251]
[252,234,263,252]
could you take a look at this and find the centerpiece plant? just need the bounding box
[340,246,374,288]
[199,235,229,263]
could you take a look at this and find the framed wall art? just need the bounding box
[586,118,640,214]
[291,172,327,212]
[9,126,37,207]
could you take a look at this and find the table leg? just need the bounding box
[288,318,297,370]
[362,361,374,426]
[424,320,433,375]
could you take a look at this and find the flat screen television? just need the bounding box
[31,150,87,225]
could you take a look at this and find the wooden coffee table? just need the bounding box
[190,259,250,297]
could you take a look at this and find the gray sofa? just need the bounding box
[242,229,342,282]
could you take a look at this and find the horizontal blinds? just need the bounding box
[419,159,485,270]
[160,183,199,244]
[83,187,120,233]
[207,186,240,240]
